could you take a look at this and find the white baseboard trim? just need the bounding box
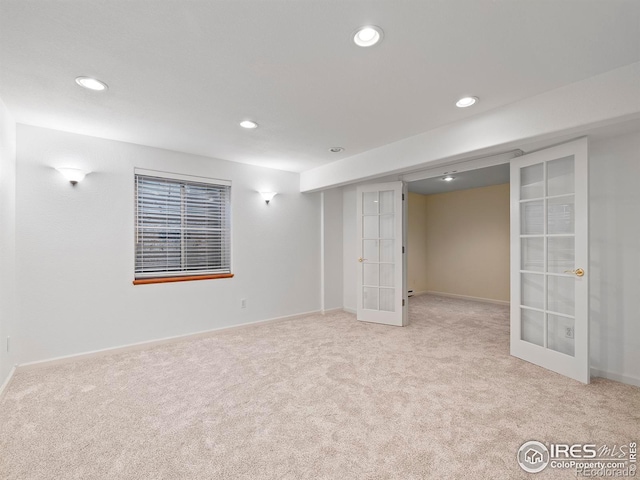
[422,290,510,306]
[0,366,17,403]
[17,309,322,372]
[343,307,356,314]
[591,368,640,388]
[321,308,344,315]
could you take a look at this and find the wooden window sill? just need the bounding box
[133,273,234,285]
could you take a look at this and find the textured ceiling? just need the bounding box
[1,1,638,172]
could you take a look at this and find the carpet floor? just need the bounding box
[1,294,638,479]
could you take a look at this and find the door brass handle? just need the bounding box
[358,257,367,263]
[564,268,585,277]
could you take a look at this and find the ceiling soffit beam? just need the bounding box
[300,62,640,193]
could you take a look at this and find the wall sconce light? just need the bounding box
[56,167,90,186]
[259,191,277,204]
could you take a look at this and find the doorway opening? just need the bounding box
[401,138,589,383]
[406,164,511,306]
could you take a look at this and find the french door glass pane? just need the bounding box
[363,287,378,310]
[548,196,574,234]
[522,308,544,346]
[380,288,395,312]
[547,275,575,316]
[380,264,394,287]
[521,273,544,309]
[363,264,379,287]
[521,237,544,272]
[380,239,394,262]
[363,239,379,262]
[363,192,378,215]
[521,163,544,199]
[521,201,544,235]
[379,190,394,214]
[380,214,394,239]
[547,156,574,197]
[547,314,575,356]
[363,216,379,238]
[547,237,574,273]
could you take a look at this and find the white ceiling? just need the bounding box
[1,1,638,173]
[409,164,510,196]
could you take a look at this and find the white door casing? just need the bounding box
[356,181,408,326]
[510,137,589,383]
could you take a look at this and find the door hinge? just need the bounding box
[402,246,405,254]
[402,193,405,201]
[402,299,405,307]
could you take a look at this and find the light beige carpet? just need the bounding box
[1,295,638,479]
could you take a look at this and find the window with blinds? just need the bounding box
[135,170,231,280]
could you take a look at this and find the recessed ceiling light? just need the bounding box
[240,120,258,129]
[75,76,108,91]
[442,176,455,182]
[329,147,345,153]
[456,96,478,108]
[353,26,384,47]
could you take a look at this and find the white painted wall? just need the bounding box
[322,188,343,310]
[342,185,357,312]
[0,99,17,387]
[589,131,640,386]
[14,125,321,365]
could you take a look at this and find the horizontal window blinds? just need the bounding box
[135,174,231,278]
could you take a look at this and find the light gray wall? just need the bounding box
[322,188,343,310]
[589,130,640,386]
[342,185,357,312]
[0,98,17,387]
[14,124,322,365]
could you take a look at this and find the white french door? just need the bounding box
[510,138,589,383]
[356,182,407,326]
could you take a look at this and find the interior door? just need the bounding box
[356,182,407,326]
[510,138,589,383]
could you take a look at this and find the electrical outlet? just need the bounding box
[240,298,247,309]
[565,327,574,339]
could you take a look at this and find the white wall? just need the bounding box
[14,125,321,365]
[342,185,357,312]
[0,99,17,386]
[322,188,343,310]
[589,131,640,386]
